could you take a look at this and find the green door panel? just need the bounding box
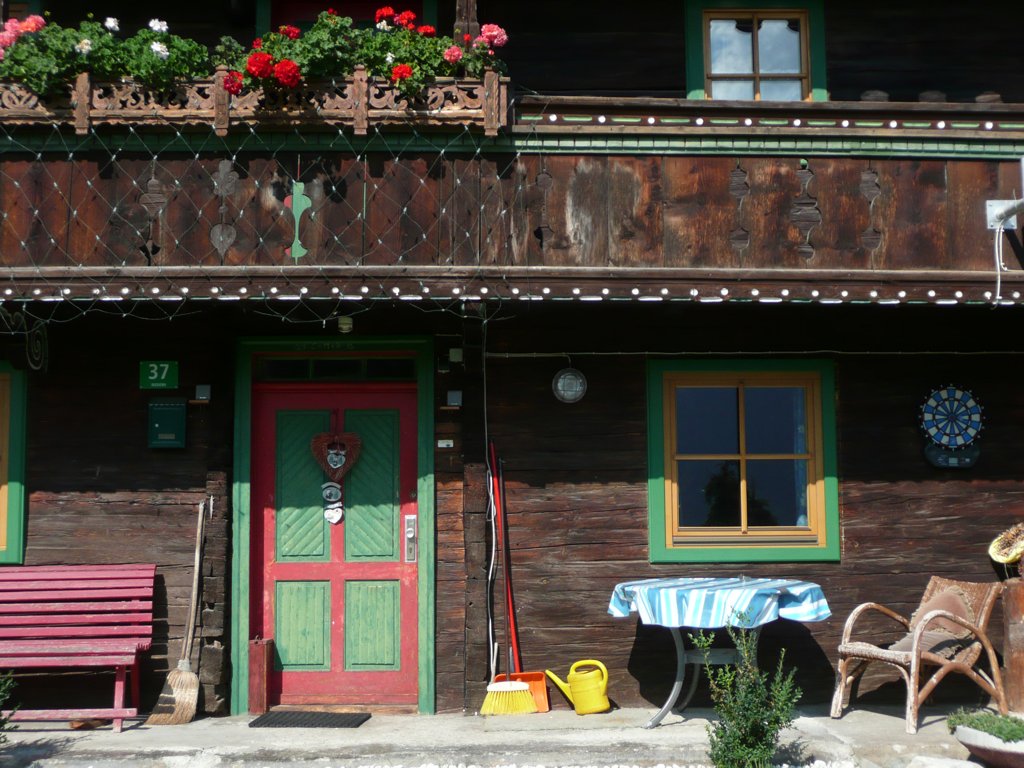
[345,580,400,670]
[277,410,330,561]
[275,580,331,671]
[344,409,400,561]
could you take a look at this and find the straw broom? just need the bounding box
[146,499,206,725]
[480,454,536,717]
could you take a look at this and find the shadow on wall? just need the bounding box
[625,619,836,707]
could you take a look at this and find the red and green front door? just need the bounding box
[251,383,419,706]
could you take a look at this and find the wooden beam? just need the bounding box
[453,0,478,40]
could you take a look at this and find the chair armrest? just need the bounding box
[841,601,911,644]
[910,609,986,647]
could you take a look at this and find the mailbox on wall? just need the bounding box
[148,398,187,448]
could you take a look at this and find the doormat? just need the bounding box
[249,711,371,728]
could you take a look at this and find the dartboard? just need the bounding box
[920,386,983,449]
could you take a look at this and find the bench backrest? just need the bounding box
[0,564,157,649]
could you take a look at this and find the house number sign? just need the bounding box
[139,361,179,390]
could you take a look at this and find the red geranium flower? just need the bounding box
[279,24,301,39]
[222,70,244,95]
[390,63,413,82]
[463,33,472,43]
[327,7,338,14]
[416,25,435,36]
[375,6,395,22]
[246,51,274,79]
[273,58,302,88]
[395,10,416,28]
[252,37,262,49]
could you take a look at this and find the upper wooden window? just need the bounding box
[647,360,838,563]
[684,1,827,101]
[0,366,27,565]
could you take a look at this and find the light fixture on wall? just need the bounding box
[552,367,587,403]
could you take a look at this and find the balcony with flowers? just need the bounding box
[0,9,510,136]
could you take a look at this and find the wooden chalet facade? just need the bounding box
[2,0,1024,718]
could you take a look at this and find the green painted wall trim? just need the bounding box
[0,363,26,565]
[255,0,271,36]
[5,129,1024,160]
[230,335,435,715]
[684,0,827,101]
[646,357,839,563]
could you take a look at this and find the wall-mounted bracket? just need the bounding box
[986,200,1020,230]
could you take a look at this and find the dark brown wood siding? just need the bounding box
[2,154,1020,277]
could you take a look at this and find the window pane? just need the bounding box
[709,19,753,74]
[746,459,809,527]
[710,80,755,100]
[744,386,806,454]
[676,387,739,454]
[758,19,801,74]
[678,460,741,527]
[759,80,804,101]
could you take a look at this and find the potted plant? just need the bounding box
[948,708,1024,767]
[0,8,510,135]
[690,626,803,768]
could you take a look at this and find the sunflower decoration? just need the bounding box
[989,523,1024,578]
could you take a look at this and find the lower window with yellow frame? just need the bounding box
[646,359,838,562]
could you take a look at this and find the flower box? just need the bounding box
[0,66,509,137]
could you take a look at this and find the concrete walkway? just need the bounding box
[0,704,981,768]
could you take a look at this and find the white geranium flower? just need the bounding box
[148,18,169,33]
[150,41,170,60]
[376,20,391,31]
[385,52,395,64]
[75,38,92,54]
[104,17,119,32]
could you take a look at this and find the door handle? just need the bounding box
[404,515,417,563]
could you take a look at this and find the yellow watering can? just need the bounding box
[545,660,610,714]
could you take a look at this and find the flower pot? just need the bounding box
[954,725,1024,767]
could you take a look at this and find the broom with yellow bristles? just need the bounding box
[479,450,537,717]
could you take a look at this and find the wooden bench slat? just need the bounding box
[0,564,156,577]
[0,612,153,626]
[0,600,152,614]
[0,654,138,666]
[6,707,138,720]
[0,577,156,591]
[0,638,150,651]
[0,593,153,606]
[0,625,152,639]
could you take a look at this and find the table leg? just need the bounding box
[642,628,742,729]
[643,627,691,729]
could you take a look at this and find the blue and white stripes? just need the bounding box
[608,577,831,628]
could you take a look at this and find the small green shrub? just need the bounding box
[691,625,802,768]
[0,672,17,744]
[948,708,1024,743]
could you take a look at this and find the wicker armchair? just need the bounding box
[830,576,1007,733]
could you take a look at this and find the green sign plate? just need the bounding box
[140,361,179,389]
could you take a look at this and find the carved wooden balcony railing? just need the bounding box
[0,66,509,137]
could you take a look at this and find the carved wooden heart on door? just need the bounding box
[310,432,362,483]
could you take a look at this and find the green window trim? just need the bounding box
[684,0,827,101]
[647,358,839,563]
[0,364,27,565]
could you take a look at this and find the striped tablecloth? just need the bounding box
[608,576,831,628]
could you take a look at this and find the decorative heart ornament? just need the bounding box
[310,432,362,483]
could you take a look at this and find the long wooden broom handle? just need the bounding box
[182,499,206,664]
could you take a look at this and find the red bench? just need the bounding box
[0,563,157,732]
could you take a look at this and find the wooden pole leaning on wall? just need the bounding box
[1003,577,1024,711]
